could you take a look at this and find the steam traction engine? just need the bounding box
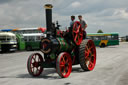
[27,4,96,78]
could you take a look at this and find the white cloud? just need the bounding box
[114,8,128,19]
[71,1,81,8]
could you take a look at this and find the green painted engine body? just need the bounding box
[41,36,75,60]
[57,37,74,52]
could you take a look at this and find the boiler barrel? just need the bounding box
[41,37,74,54]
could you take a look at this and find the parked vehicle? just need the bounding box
[87,33,119,47]
[0,32,17,52]
[16,34,25,50]
[23,33,46,50]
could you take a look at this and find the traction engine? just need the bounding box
[27,4,96,78]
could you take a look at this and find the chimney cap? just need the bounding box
[44,4,53,9]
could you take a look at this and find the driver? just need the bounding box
[70,15,75,27]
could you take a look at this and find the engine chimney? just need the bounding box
[44,4,53,37]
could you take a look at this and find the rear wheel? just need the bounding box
[26,46,32,51]
[79,39,96,71]
[100,43,105,48]
[56,52,72,78]
[27,53,43,76]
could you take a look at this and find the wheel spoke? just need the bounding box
[60,62,65,67]
[32,56,36,62]
[60,56,65,67]
[74,34,78,41]
[89,61,94,68]
[77,25,80,32]
[62,57,65,63]
[80,33,83,36]
[63,68,66,74]
[78,25,80,29]
[73,22,76,28]
[85,53,89,58]
[73,30,78,34]
[85,45,89,51]
[91,54,94,57]
[85,55,94,68]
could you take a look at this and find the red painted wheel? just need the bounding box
[56,52,72,78]
[27,53,43,76]
[79,39,96,71]
[72,21,83,45]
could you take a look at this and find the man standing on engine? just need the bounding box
[70,15,75,27]
[78,15,87,39]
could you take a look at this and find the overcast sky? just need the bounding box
[0,0,128,36]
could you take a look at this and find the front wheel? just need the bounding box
[56,52,72,78]
[27,53,44,76]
